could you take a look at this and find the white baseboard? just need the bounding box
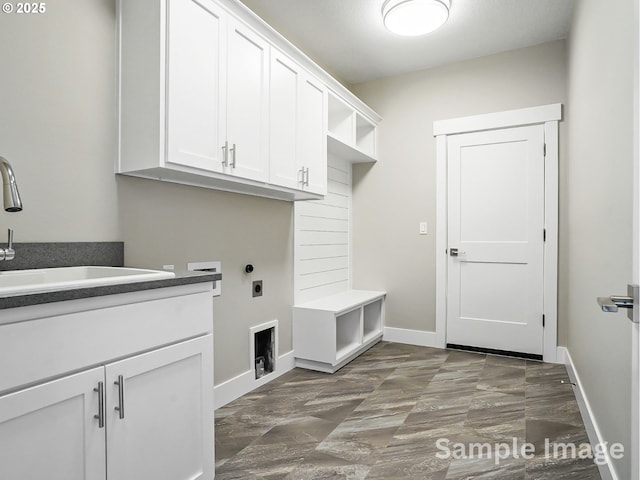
[383,327,444,348]
[559,346,617,480]
[214,350,295,409]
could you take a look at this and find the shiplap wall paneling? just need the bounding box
[294,155,351,304]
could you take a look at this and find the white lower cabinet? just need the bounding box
[0,284,215,480]
[106,336,213,480]
[0,367,106,480]
[0,335,213,480]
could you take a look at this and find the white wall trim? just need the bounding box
[631,1,640,478]
[555,346,567,364]
[433,103,562,136]
[214,350,295,409]
[383,327,441,348]
[434,105,560,362]
[543,120,559,363]
[560,347,618,480]
[434,135,448,349]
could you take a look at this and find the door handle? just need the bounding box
[230,144,237,168]
[449,248,466,257]
[597,284,639,322]
[114,375,125,419]
[93,381,105,428]
[222,141,229,167]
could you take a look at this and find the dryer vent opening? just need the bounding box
[254,326,275,379]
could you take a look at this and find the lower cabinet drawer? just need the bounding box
[0,291,212,393]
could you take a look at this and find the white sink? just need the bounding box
[0,266,175,297]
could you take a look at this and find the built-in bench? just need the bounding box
[293,290,386,373]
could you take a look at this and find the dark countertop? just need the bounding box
[0,271,217,310]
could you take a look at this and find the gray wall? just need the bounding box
[0,0,119,241]
[565,0,634,477]
[0,0,293,385]
[350,41,567,338]
[118,177,294,385]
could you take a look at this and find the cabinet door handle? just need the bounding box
[298,167,305,184]
[222,141,229,167]
[93,381,105,428]
[230,143,236,168]
[304,167,310,186]
[114,375,125,419]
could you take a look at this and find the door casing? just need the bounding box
[434,103,561,363]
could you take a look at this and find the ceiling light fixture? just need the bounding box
[382,0,450,36]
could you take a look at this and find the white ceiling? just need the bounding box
[239,0,575,85]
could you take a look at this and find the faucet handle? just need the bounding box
[2,228,15,261]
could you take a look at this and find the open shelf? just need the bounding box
[363,299,383,343]
[327,92,377,164]
[327,133,377,164]
[293,290,386,373]
[355,113,376,157]
[336,308,362,361]
[328,94,354,145]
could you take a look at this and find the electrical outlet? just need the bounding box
[252,280,263,297]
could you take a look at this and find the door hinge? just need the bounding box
[543,228,546,242]
[542,314,546,328]
[543,143,547,157]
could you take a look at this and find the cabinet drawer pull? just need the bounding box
[93,381,105,428]
[230,143,237,168]
[114,375,125,419]
[222,141,229,167]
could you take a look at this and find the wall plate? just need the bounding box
[252,280,263,298]
[187,261,222,297]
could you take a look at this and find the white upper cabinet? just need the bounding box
[118,0,379,201]
[269,49,327,195]
[225,18,270,182]
[166,0,226,173]
[269,50,302,190]
[300,75,328,195]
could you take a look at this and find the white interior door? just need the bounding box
[447,124,545,356]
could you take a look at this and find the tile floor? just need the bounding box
[214,342,601,479]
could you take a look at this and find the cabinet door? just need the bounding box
[269,49,302,190]
[106,335,214,480]
[0,367,106,480]
[300,74,328,195]
[226,18,269,182]
[166,0,226,173]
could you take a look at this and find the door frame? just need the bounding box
[433,103,562,363]
[632,0,639,476]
